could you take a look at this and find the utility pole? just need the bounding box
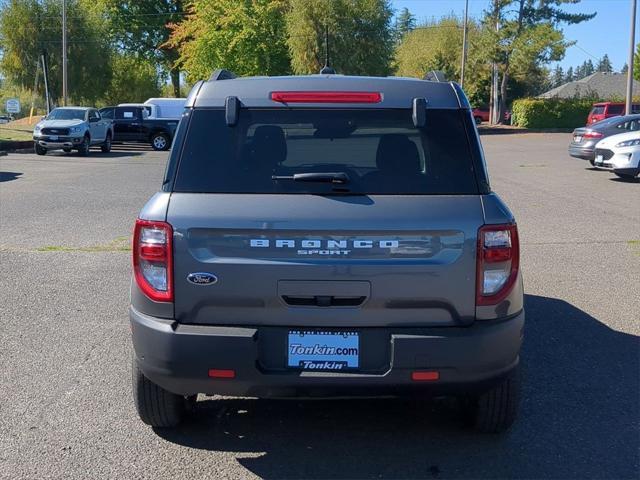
[626,0,637,115]
[460,0,469,88]
[62,0,68,106]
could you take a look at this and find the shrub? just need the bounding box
[511,98,595,128]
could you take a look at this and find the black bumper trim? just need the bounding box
[130,307,524,397]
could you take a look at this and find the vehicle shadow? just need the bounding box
[155,295,639,479]
[0,171,23,182]
[609,176,640,184]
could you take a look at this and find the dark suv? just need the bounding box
[130,71,524,433]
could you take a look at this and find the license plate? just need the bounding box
[49,135,58,141]
[574,135,582,142]
[595,155,603,164]
[288,330,359,370]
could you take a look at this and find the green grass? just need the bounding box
[628,240,640,256]
[36,236,130,253]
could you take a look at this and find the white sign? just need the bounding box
[5,98,20,114]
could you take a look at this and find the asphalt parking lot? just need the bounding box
[1,135,638,480]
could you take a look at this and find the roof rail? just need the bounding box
[209,69,237,81]
[424,70,447,82]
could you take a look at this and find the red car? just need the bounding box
[587,102,640,124]
[472,107,511,124]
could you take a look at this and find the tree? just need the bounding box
[551,65,564,87]
[286,0,395,76]
[481,0,595,123]
[597,53,613,73]
[102,0,184,97]
[565,66,574,82]
[167,0,290,82]
[394,7,416,42]
[584,59,595,76]
[395,17,491,105]
[0,0,112,104]
[575,63,584,80]
[101,54,161,105]
[635,43,640,81]
[621,63,628,74]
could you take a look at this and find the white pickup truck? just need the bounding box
[32,107,113,156]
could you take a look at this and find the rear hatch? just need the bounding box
[167,107,485,328]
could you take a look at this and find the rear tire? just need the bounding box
[151,132,170,151]
[101,132,112,153]
[34,143,47,156]
[132,355,185,428]
[77,135,90,156]
[464,367,520,433]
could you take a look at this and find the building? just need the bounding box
[538,72,640,99]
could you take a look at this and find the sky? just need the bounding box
[391,0,637,73]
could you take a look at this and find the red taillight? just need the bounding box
[584,131,604,139]
[208,369,235,379]
[133,219,173,302]
[411,371,440,381]
[270,91,382,104]
[476,224,519,306]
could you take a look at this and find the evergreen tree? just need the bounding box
[394,7,416,42]
[551,65,564,87]
[597,54,613,73]
[584,59,595,76]
[621,63,629,74]
[565,67,574,82]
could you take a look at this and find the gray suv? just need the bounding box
[130,71,524,433]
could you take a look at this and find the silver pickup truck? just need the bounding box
[33,107,113,156]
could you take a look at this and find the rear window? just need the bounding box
[115,108,140,120]
[173,109,478,195]
[607,105,624,115]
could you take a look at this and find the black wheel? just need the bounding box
[151,132,170,151]
[34,143,47,156]
[132,355,185,427]
[474,117,482,125]
[63,148,72,153]
[463,368,520,433]
[77,135,90,156]
[101,132,112,153]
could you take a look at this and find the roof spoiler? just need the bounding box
[209,69,237,81]
[424,70,447,82]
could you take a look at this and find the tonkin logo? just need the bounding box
[187,272,218,285]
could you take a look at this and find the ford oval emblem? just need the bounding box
[187,272,218,286]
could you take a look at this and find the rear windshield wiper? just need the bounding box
[272,172,350,185]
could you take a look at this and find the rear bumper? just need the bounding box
[130,307,525,397]
[568,145,594,160]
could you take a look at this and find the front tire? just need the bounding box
[614,171,639,179]
[151,132,170,151]
[77,135,90,156]
[132,356,185,428]
[34,143,47,156]
[101,132,112,153]
[464,368,520,433]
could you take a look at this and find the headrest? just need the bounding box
[376,134,421,174]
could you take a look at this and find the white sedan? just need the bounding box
[594,130,640,179]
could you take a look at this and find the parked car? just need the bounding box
[587,102,640,124]
[99,105,179,150]
[32,107,113,156]
[593,131,640,179]
[472,106,511,124]
[117,98,186,120]
[130,71,524,433]
[0,114,12,124]
[569,114,640,163]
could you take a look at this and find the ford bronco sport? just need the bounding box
[130,70,525,433]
